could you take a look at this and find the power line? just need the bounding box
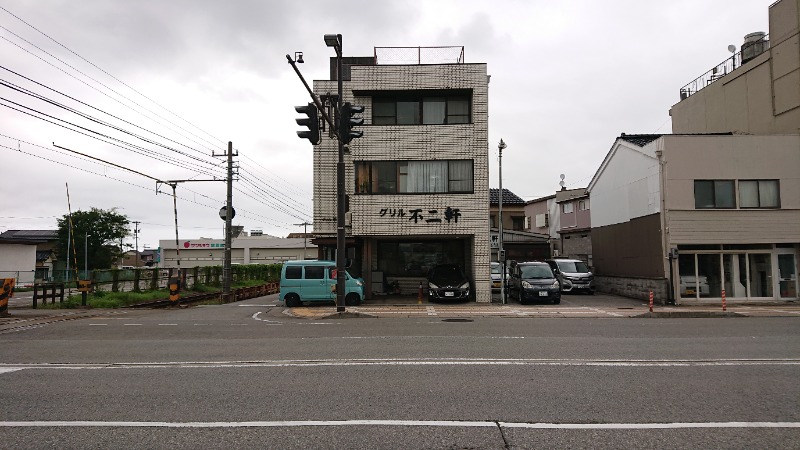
[0,19,224,156]
[0,65,224,164]
[0,77,227,173]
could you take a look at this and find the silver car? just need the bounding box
[546,258,595,294]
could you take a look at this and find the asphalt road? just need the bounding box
[2,294,799,449]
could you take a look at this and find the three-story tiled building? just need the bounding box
[310,47,491,302]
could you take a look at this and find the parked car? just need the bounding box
[508,261,561,304]
[679,275,711,296]
[280,260,365,307]
[427,264,471,302]
[490,262,509,291]
[545,258,595,294]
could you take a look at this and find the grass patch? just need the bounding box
[39,280,276,309]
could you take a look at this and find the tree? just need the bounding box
[56,208,130,271]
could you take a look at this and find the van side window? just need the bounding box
[285,266,302,279]
[305,266,325,279]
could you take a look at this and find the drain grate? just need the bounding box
[617,307,634,310]
[442,318,473,322]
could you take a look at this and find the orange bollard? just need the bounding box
[721,289,727,311]
[649,290,653,312]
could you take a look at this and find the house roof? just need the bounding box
[489,188,526,205]
[526,194,556,205]
[618,133,663,147]
[0,229,58,241]
[36,250,54,262]
[555,188,588,203]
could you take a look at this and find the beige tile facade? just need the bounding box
[312,62,491,302]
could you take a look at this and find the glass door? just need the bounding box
[778,254,797,298]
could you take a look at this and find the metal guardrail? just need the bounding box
[679,34,769,101]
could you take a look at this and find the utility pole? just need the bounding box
[133,221,141,268]
[214,141,237,300]
[498,139,507,304]
[294,222,313,259]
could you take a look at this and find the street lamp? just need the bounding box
[498,139,507,304]
[325,33,346,313]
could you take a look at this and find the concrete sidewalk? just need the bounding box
[283,301,800,320]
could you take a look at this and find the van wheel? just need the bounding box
[345,293,361,306]
[285,294,301,307]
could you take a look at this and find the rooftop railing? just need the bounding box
[374,46,465,65]
[678,34,769,101]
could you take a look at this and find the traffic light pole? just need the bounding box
[334,35,346,313]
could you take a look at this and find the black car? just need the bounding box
[427,264,471,301]
[508,261,561,305]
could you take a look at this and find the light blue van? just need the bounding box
[280,260,365,307]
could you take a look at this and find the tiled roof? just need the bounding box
[36,250,54,262]
[0,229,58,241]
[618,134,662,147]
[489,188,526,205]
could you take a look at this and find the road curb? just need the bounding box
[635,311,744,318]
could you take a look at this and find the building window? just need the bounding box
[562,202,574,214]
[511,216,525,231]
[372,92,471,125]
[739,180,780,208]
[694,180,735,209]
[355,160,473,194]
[578,199,588,210]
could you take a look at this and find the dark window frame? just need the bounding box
[694,180,736,209]
[371,92,472,125]
[739,179,780,209]
[354,159,474,195]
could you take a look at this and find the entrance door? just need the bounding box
[778,254,798,298]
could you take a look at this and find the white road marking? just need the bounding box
[238,304,279,307]
[426,306,437,316]
[0,368,23,374]
[123,324,142,326]
[1,358,797,372]
[251,312,283,325]
[0,420,797,429]
[158,324,178,326]
[88,324,107,326]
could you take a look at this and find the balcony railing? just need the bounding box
[678,34,769,101]
[374,46,465,65]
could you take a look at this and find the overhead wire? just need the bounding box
[1,8,308,234]
[0,77,227,175]
[0,20,224,156]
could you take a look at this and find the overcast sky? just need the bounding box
[0,0,774,250]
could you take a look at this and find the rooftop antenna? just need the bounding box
[559,174,566,191]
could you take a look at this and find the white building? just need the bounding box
[159,236,316,268]
[309,46,491,302]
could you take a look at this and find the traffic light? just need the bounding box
[339,102,364,144]
[295,103,320,145]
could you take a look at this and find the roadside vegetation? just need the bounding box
[38,264,281,309]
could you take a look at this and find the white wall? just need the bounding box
[0,244,37,285]
[589,140,661,228]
